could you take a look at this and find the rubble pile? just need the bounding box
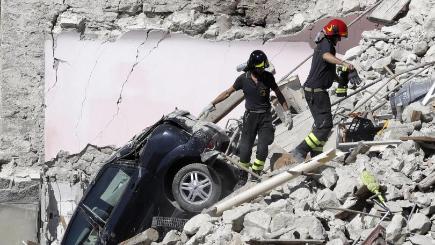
[156,142,435,244]
[341,0,435,115]
[53,0,373,41]
[43,144,116,184]
[151,1,435,244]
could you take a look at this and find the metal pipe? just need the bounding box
[338,140,402,147]
[277,0,383,84]
[208,149,343,216]
[351,61,435,113]
[319,206,384,218]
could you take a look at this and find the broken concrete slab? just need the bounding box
[369,0,411,24]
[343,46,363,61]
[161,230,181,245]
[222,204,257,232]
[293,216,326,240]
[264,199,290,216]
[333,168,358,202]
[316,189,340,209]
[120,228,159,245]
[409,234,435,245]
[183,213,212,235]
[409,213,431,234]
[269,212,295,233]
[386,214,406,243]
[318,167,338,189]
[243,210,271,231]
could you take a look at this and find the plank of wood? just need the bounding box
[368,0,410,24]
[247,239,326,244]
[418,171,435,191]
[400,136,435,142]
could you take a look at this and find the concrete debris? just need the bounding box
[408,213,431,234]
[120,228,159,245]
[318,167,338,189]
[222,204,257,232]
[409,234,435,245]
[183,213,212,235]
[386,214,406,243]
[269,212,295,233]
[242,210,272,239]
[161,230,181,245]
[315,189,340,209]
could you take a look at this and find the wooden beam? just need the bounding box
[400,136,435,142]
[418,171,435,191]
[208,149,343,216]
[369,0,410,24]
[247,239,326,244]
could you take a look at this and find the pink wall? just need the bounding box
[44,31,315,160]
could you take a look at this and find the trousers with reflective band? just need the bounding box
[239,161,251,169]
[295,90,333,157]
[239,111,274,163]
[335,87,347,97]
[251,159,265,171]
[304,132,325,151]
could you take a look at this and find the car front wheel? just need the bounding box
[172,163,222,213]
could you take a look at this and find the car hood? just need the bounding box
[107,109,229,162]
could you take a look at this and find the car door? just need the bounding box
[62,163,137,245]
[102,167,158,243]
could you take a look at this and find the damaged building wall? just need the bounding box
[164,1,435,244]
[44,31,317,160]
[1,0,375,167]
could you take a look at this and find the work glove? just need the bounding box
[348,69,362,87]
[284,110,293,130]
[199,103,216,119]
[336,66,349,97]
[361,170,385,204]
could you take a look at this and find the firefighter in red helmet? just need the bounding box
[291,18,356,161]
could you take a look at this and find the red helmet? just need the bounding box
[323,19,348,38]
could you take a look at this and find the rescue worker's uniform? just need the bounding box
[292,18,354,160]
[201,50,291,180]
[233,71,278,173]
[294,37,336,157]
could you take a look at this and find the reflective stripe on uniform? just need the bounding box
[251,159,265,170]
[305,132,325,150]
[313,146,323,152]
[336,88,347,93]
[305,136,317,149]
[255,61,265,68]
[308,133,321,146]
[239,161,251,169]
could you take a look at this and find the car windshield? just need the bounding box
[63,166,134,245]
[62,209,100,245]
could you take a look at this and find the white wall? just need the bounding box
[45,31,313,160]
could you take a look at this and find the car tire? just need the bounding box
[172,163,222,213]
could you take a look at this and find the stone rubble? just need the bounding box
[152,1,435,244]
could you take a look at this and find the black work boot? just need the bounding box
[310,150,322,158]
[248,169,262,182]
[234,169,248,190]
[289,149,306,163]
[290,142,310,163]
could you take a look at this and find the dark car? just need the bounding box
[61,110,239,244]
